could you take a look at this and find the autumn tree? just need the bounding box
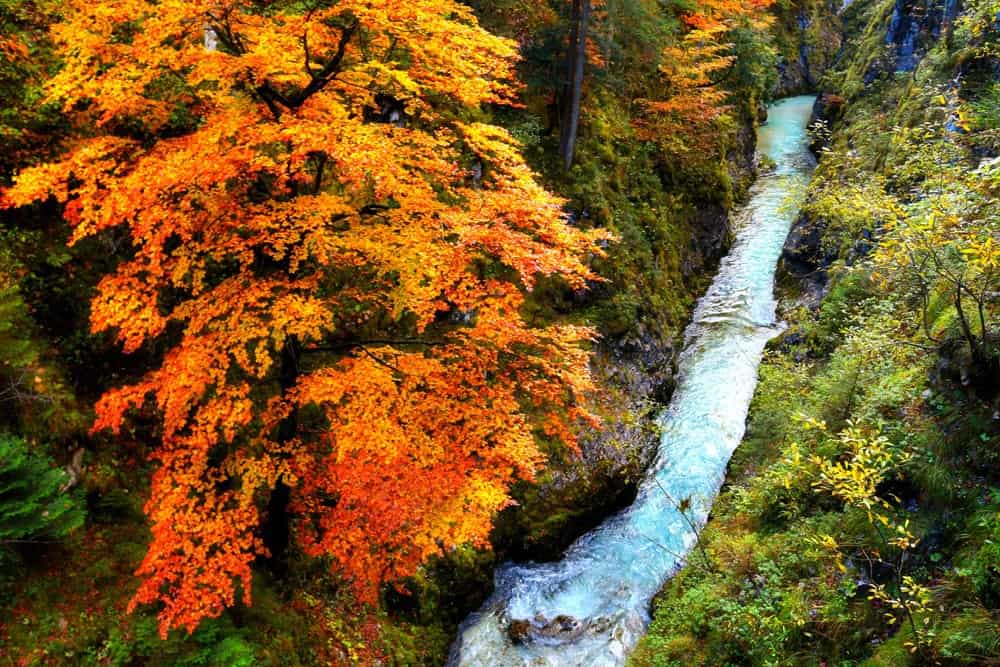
[806,106,998,379]
[636,0,774,164]
[3,0,607,637]
[873,122,998,372]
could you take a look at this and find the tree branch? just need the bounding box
[312,153,327,194]
[302,338,446,354]
[695,59,737,89]
[358,346,403,374]
[251,21,358,120]
[288,21,358,108]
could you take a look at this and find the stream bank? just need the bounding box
[449,95,818,667]
[631,0,1000,661]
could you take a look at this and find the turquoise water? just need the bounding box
[449,96,818,667]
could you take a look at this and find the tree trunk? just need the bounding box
[204,25,218,51]
[955,283,984,364]
[559,0,590,171]
[262,335,300,575]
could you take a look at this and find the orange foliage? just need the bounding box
[3,0,607,637]
[636,0,773,160]
[681,0,774,30]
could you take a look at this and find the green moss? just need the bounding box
[936,608,1000,663]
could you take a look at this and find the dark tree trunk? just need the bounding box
[954,282,990,370]
[262,480,291,574]
[559,0,590,171]
[261,335,300,575]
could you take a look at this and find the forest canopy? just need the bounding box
[2,0,996,664]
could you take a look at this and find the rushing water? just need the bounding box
[448,96,818,667]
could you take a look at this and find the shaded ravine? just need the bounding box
[448,96,818,667]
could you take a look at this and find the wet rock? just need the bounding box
[507,614,593,645]
[682,202,732,278]
[507,619,531,644]
[757,102,769,124]
[652,375,676,406]
[781,214,829,275]
[885,0,921,71]
[536,614,583,640]
[884,0,964,72]
[780,213,836,308]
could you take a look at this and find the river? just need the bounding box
[448,95,818,667]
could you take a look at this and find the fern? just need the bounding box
[0,433,84,545]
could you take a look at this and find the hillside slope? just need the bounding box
[632,0,1000,664]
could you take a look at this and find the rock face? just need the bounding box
[780,209,875,308]
[884,0,963,72]
[773,0,844,98]
[777,10,822,94]
[490,323,671,562]
[685,116,760,278]
[682,201,733,279]
[782,214,826,277]
[860,0,965,83]
[780,213,837,306]
[730,116,762,194]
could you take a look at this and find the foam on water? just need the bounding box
[449,95,818,667]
